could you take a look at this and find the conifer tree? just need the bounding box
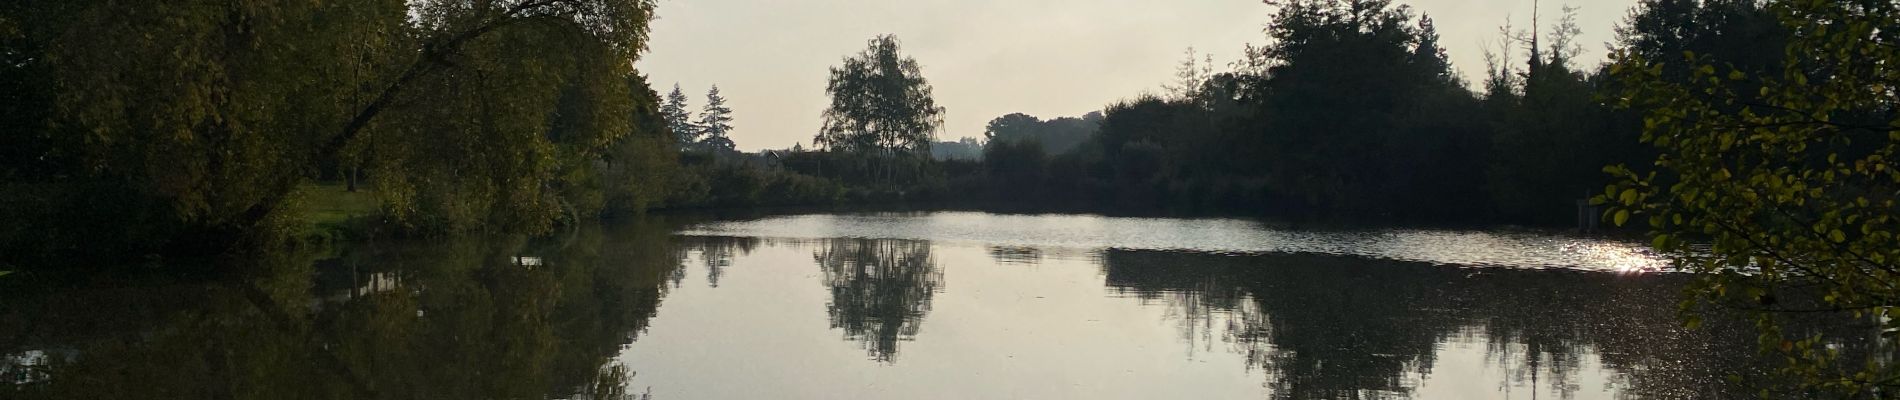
[696,85,736,152]
[662,84,699,148]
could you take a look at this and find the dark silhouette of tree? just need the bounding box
[1253,0,1461,216]
[815,34,944,156]
[662,84,700,148]
[1613,0,1787,86]
[1484,6,1643,224]
[983,139,1047,199]
[984,113,1044,144]
[983,112,1098,156]
[696,85,737,152]
[1162,47,1215,101]
[1412,15,1456,85]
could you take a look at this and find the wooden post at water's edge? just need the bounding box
[1576,196,1600,233]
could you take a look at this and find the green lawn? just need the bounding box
[297,183,379,239]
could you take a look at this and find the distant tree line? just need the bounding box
[631,0,1799,228]
[656,35,954,210]
[958,0,1662,224]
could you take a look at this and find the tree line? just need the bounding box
[660,0,1783,230]
[961,1,1653,224]
[0,0,1795,259]
[0,0,1878,267]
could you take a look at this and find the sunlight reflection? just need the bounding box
[684,212,1677,272]
[1560,242,1666,274]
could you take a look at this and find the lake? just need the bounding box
[2,211,1779,399]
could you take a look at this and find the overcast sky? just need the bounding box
[638,0,1640,151]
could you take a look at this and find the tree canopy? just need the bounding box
[815,34,945,156]
[2,0,670,256]
[662,84,699,148]
[983,112,1100,156]
[696,85,737,152]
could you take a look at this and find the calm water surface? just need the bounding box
[4,212,1774,399]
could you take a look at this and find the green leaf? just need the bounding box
[1619,188,1640,205]
[1829,229,1846,243]
[1613,210,1631,227]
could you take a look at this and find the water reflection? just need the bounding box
[814,238,942,363]
[1102,250,1765,399]
[681,212,1668,271]
[675,236,760,288]
[985,245,1042,265]
[6,212,1862,399]
[0,221,683,400]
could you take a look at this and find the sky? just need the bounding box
[638,0,1641,151]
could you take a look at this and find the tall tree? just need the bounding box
[1254,0,1457,216]
[983,113,1044,144]
[1163,47,1214,101]
[661,84,699,148]
[1412,14,1455,85]
[1613,0,1786,84]
[696,85,736,152]
[815,34,944,156]
[33,0,664,244]
[1485,6,1634,223]
[601,73,677,215]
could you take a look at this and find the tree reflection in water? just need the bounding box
[0,221,683,400]
[813,238,941,363]
[9,221,1868,399]
[1102,249,1790,399]
[673,236,759,288]
[986,245,1042,265]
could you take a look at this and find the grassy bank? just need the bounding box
[294,183,379,243]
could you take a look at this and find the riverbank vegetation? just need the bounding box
[0,0,1818,259]
[1,0,670,263]
[0,1,1853,247]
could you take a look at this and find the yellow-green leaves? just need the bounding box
[40,0,664,235]
[1609,0,1900,395]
